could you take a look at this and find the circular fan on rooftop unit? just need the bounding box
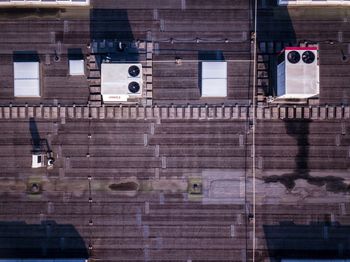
[287,51,301,64]
[128,81,141,93]
[128,65,140,77]
[302,51,315,64]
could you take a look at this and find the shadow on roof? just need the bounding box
[90,9,140,68]
[13,51,39,63]
[0,220,88,259]
[264,221,350,261]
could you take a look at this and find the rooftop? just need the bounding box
[0,1,349,261]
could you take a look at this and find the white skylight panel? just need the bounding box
[69,59,85,76]
[201,61,228,97]
[14,62,39,79]
[202,62,227,79]
[13,62,40,97]
[202,78,227,97]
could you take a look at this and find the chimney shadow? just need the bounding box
[90,9,140,70]
[263,120,350,193]
[68,48,84,61]
[13,51,40,63]
[257,2,297,97]
[29,118,54,162]
[0,220,88,259]
[264,221,350,261]
[263,120,311,190]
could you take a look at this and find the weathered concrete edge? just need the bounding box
[0,105,349,120]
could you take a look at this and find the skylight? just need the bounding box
[14,62,40,97]
[201,62,227,97]
[69,59,85,76]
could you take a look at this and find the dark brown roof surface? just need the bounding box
[0,0,350,261]
[0,105,349,261]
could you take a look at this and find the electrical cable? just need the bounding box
[252,0,258,261]
[88,112,93,257]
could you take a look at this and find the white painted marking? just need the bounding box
[340,203,346,215]
[155,145,160,157]
[136,210,142,226]
[159,192,165,204]
[161,156,166,169]
[50,32,55,44]
[155,168,160,179]
[144,134,148,146]
[181,0,186,10]
[338,31,343,43]
[160,19,165,31]
[64,20,69,33]
[341,122,346,135]
[47,202,54,214]
[230,225,235,237]
[150,122,155,135]
[145,201,150,214]
[153,9,158,20]
[239,134,244,147]
[143,225,150,238]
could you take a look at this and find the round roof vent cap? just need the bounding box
[287,51,301,64]
[302,51,315,64]
[128,81,141,93]
[128,65,140,77]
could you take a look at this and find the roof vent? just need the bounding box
[128,81,141,93]
[32,153,45,168]
[29,183,41,194]
[128,65,140,77]
[287,51,300,64]
[302,51,315,64]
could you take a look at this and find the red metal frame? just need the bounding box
[284,46,318,51]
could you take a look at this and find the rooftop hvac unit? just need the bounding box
[277,47,319,99]
[101,63,143,102]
